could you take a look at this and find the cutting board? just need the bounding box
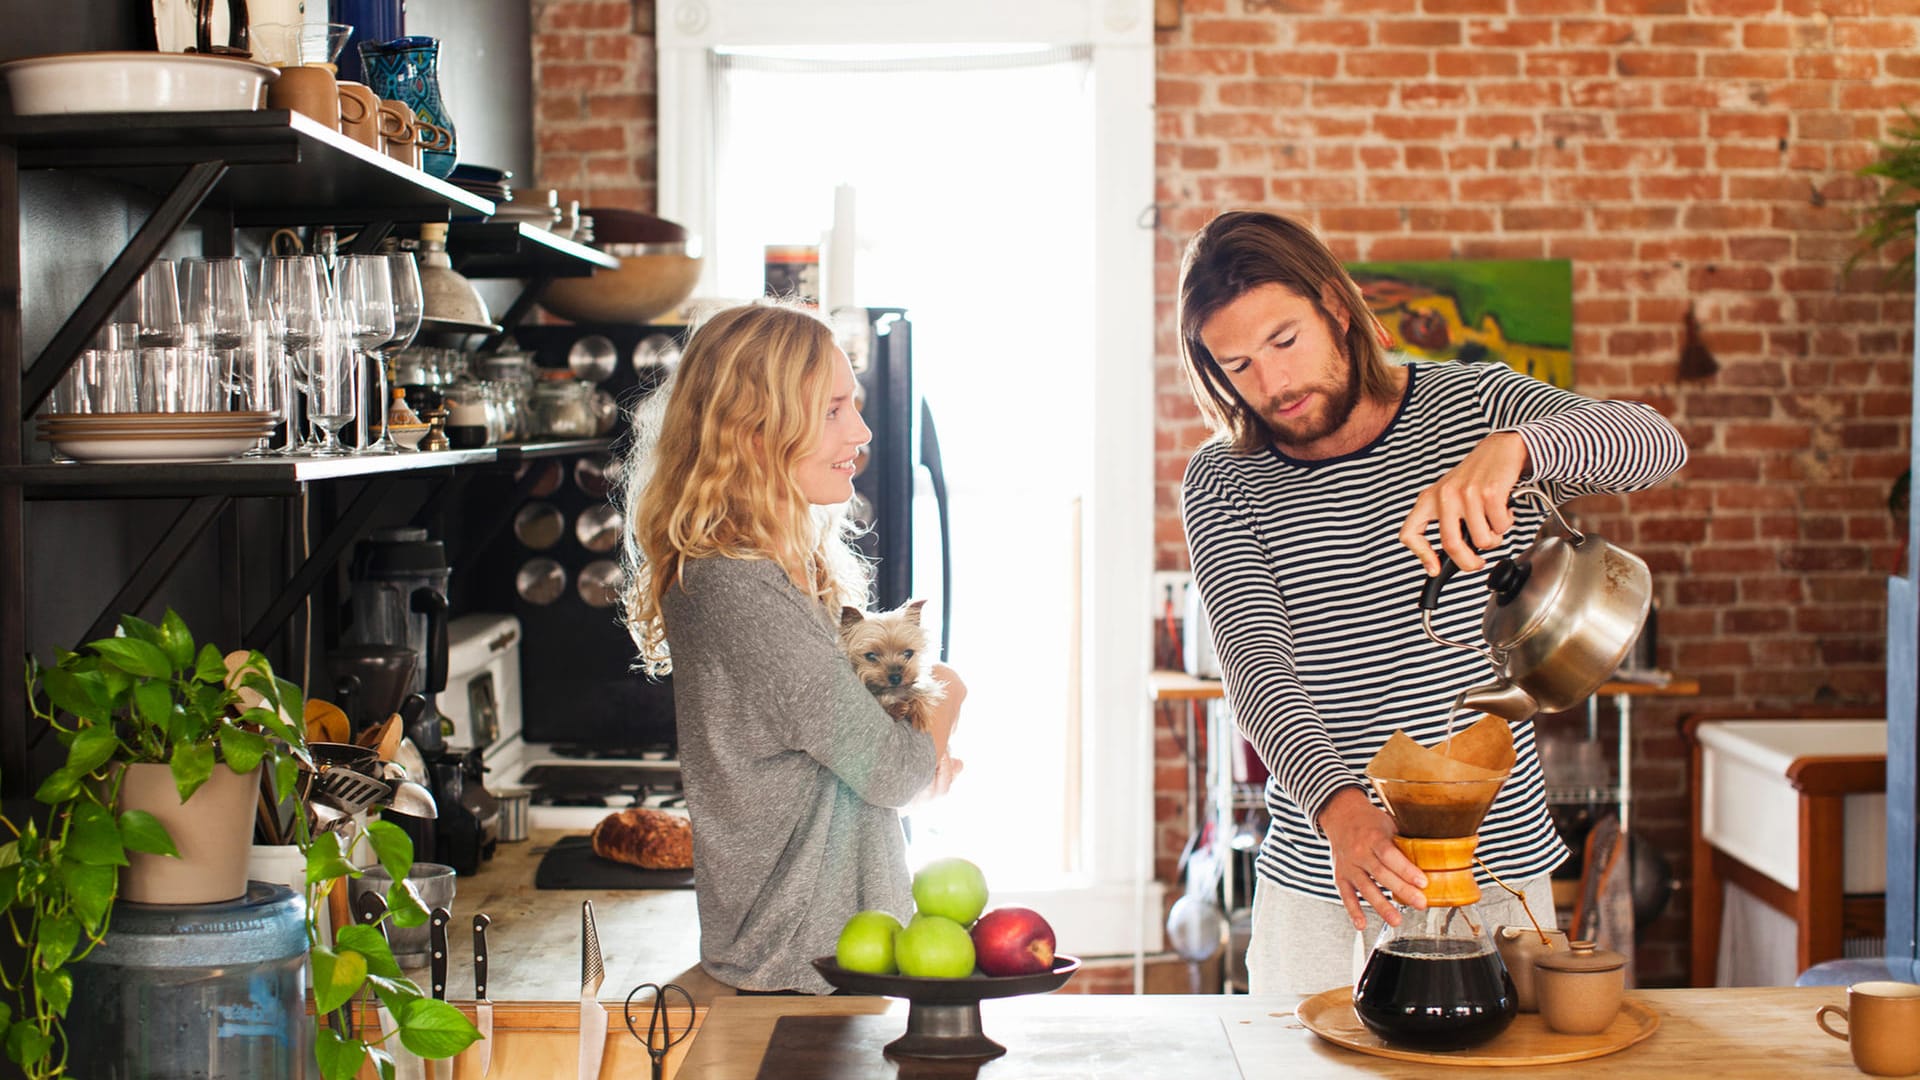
[751,1012,1244,1079]
[535,834,696,890]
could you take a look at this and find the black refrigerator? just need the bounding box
[456,307,952,755]
[850,308,953,659]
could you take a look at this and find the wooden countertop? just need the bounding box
[411,828,711,1003]
[676,987,1855,1078]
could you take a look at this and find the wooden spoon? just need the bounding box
[304,699,352,745]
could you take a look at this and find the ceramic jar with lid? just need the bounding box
[1534,939,1627,1035]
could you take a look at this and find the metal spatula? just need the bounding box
[315,767,390,816]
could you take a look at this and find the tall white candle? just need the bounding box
[825,183,857,310]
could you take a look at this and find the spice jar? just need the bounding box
[1533,939,1626,1035]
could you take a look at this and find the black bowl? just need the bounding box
[808,955,1079,1060]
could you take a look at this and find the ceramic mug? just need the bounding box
[1818,981,1920,1076]
[377,100,420,169]
[336,80,380,147]
[266,63,339,128]
[414,119,453,155]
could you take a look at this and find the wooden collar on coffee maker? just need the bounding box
[1393,834,1483,908]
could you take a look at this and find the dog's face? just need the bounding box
[839,600,930,695]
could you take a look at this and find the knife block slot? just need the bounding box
[345,999,705,1080]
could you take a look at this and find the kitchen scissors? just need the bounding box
[623,982,695,1080]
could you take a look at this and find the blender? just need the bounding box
[1353,719,1520,1052]
[348,527,451,752]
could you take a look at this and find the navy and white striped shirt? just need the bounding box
[1182,359,1687,903]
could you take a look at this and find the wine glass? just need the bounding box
[259,256,326,454]
[335,254,397,455]
[363,251,424,454]
[305,323,357,457]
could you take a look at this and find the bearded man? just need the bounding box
[1177,211,1687,995]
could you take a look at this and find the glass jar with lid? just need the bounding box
[528,371,597,438]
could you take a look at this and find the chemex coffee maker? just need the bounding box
[345,527,499,874]
[1354,718,1520,1051]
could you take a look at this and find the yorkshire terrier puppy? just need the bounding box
[839,600,945,733]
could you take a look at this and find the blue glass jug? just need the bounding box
[359,35,459,179]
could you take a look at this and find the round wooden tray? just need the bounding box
[1295,987,1661,1067]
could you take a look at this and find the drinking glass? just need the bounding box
[335,254,396,454]
[183,257,252,410]
[362,251,424,454]
[305,327,357,457]
[233,319,287,457]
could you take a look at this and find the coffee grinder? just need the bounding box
[1353,718,1520,1052]
[349,528,498,873]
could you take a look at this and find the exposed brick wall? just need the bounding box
[529,0,658,212]
[1152,0,1912,986]
[531,0,1911,989]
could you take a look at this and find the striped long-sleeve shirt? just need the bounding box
[1181,358,1687,902]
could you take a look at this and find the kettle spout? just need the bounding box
[1457,680,1539,724]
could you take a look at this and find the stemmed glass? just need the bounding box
[259,256,326,454]
[335,254,396,454]
[363,252,424,454]
[305,322,357,457]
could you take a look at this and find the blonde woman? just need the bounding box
[622,302,966,995]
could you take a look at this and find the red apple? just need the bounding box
[969,907,1056,977]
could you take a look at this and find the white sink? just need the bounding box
[1697,719,1887,893]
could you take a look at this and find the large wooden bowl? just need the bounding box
[539,252,702,325]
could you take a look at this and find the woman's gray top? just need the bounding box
[660,555,936,993]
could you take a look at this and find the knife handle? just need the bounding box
[429,907,451,1000]
[473,913,491,1001]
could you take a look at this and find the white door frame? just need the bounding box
[657,0,1161,960]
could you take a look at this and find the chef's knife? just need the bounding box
[354,892,423,1080]
[427,907,451,1080]
[578,901,607,1080]
[473,913,494,1079]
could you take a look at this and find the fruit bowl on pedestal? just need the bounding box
[809,955,1080,1061]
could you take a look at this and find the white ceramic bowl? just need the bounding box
[1,52,278,116]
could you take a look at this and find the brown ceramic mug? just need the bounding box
[266,64,339,128]
[413,119,453,154]
[377,100,420,169]
[336,81,380,147]
[1818,981,1920,1076]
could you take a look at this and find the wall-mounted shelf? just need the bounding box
[449,223,618,278]
[0,109,492,224]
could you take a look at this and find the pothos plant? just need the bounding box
[1,609,478,1080]
[2,609,310,1079]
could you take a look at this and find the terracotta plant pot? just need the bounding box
[117,761,259,905]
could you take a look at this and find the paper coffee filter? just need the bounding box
[1367,719,1510,783]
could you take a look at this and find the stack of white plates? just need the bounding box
[36,412,278,463]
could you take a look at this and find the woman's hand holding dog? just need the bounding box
[927,663,967,797]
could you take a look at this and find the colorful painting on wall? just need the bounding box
[1345,259,1574,388]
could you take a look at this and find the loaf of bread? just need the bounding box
[590,808,694,871]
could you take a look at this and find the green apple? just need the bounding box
[835,910,903,974]
[911,857,989,926]
[893,913,976,978]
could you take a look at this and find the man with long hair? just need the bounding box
[1178,211,1686,994]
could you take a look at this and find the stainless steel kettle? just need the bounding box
[1418,485,1651,723]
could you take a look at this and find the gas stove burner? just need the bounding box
[548,743,676,761]
[519,762,685,808]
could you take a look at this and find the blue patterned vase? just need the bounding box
[358,35,459,179]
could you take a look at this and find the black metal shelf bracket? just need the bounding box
[18,160,229,420]
[244,475,400,652]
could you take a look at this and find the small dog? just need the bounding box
[839,600,945,732]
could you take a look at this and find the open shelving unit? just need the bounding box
[0,109,617,791]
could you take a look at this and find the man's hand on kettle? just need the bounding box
[1319,787,1429,930]
[1397,432,1531,576]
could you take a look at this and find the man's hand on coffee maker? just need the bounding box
[1320,787,1429,931]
